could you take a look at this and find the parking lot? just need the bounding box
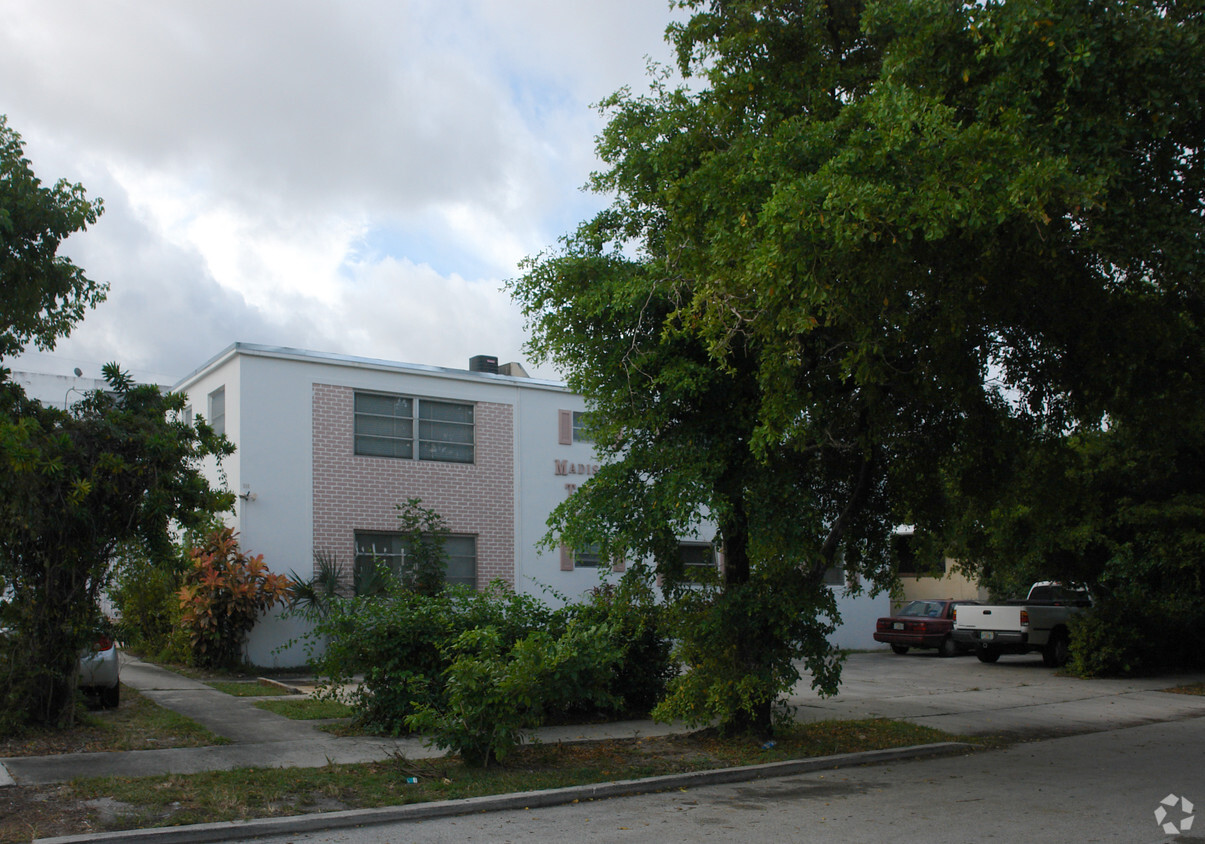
[787,649,1205,738]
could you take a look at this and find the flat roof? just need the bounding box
[173,342,569,394]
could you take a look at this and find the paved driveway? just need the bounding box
[787,650,1205,738]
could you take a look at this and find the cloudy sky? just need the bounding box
[2,1,683,386]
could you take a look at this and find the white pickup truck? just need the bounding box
[951,582,1091,667]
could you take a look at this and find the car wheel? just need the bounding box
[1043,631,1070,668]
[938,636,958,658]
[976,646,1000,663]
[890,644,909,655]
[100,682,120,709]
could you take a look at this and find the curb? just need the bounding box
[36,741,974,843]
[254,677,304,695]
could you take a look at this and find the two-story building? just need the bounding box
[174,343,886,665]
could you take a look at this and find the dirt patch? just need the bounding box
[0,784,96,843]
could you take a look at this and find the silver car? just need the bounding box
[79,633,121,708]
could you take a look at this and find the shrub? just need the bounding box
[308,581,562,734]
[652,564,840,737]
[110,543,188,657]
[1068,591,1205,677]
[406,620,620,767]
[570,571,672,715]
[177,528,291,668]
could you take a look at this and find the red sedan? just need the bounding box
[874,599,980,658]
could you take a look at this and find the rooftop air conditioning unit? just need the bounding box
[469,355,499,374]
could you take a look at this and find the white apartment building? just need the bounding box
[174,343,886,666]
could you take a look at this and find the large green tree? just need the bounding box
[0,369,234,730]
[0,117,235,730]
[0,114,106,358]
[513,0,1205,730]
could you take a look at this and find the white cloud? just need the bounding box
[0,0,682,385]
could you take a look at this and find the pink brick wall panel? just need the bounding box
[312,384,515,591]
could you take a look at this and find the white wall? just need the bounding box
[512,385,628,602]
[829,588,892,650]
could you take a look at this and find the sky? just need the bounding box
[1,1,684,386]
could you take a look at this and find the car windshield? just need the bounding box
[898,600,945,618]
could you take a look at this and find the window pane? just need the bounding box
[418,440,473,463]
[418,419,473,444]
[355,414,412,438]
[420,401,473,424]
[355,436,413,458]
[444,535,476,588]
[572,410,593,443]
[575,543,601,567]
[355,394,412,416]
[354,392,414,458]
[208,387,225,437]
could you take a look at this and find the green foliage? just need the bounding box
[177,529,291,669]
[308,582,559,735]
[0,118,231,731]
[653,561,842,737]
[110,542,190,661]
[405,621,621,767]
[391,498,454,596]
[0,114,106,359]
[511,0,1205,726]
[1067,591,1205,678]
[287,550,343,621]
[0,366,234,733]
[569,571,673,715]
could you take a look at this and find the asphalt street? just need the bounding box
[245,715,1205,844]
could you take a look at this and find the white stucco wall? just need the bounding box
[171,344,894,665]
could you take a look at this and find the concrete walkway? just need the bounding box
[5,650,1205,789]
[0,655,689,787]
[7,651,1205,842]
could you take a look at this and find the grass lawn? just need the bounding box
[205,680,294,697]
[254,698,357,720]
[0,687,226,759]
[1,718,974,841]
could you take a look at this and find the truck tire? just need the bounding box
[976,646,1000,663]
[100,682,120,709]
[891,645,909,655]
[938,636,958,658]
[1043,630,1070,668]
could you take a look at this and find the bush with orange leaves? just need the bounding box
[178,528,292,668]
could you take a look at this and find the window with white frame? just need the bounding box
[354,531,477,589]
[208,387,225,436]
[354,392,473,463]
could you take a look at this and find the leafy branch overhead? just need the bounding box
[511,0,1205,728]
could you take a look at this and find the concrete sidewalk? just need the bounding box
[0,655,689,787]
[5,651,1205,789]
[6,651,1205,843]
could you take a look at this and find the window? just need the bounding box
[892,532,946,578]
[208,387,225,436]
[558,409,594,444]
[678,542,717,583]
[574,543,602,567]
[823,565,846,587]
[572,411,592,443]
[182,405,193,427]
[355,392,473,463]
[559,543,624,572]
[354,531,477,589]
